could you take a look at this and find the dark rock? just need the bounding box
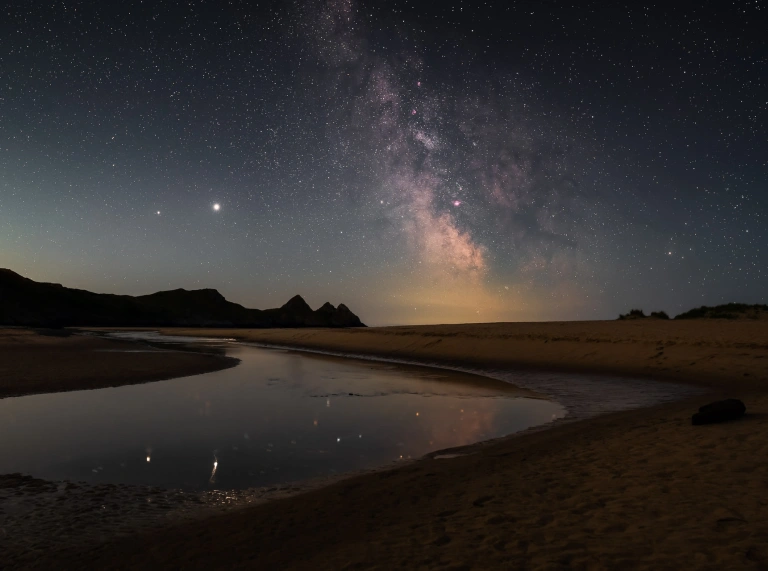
[316,302,336,314]
[332,303,365,327]
[691,399,746,425]
[281,295,313,314]
[0,268,365,328]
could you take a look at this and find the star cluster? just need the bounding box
[1,1,765,324]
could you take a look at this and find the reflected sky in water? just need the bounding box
[0,343,564,490]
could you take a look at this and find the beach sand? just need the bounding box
[5,320,768,569]
[0,328,238,399]
[157,320,768,390]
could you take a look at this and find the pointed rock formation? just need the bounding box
[332,304,364,327]
[281,295,313,314]
[317,302,336,313]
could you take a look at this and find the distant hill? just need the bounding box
[0,269,365,328]
[617,303,768,321]
[674,303,768,320]
[618,309,670,320]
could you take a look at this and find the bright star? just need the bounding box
[213,203,221,211]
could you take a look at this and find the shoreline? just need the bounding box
[1,328,571,564]
[0,328,239,399]
[240,338,706,428]
[151,320,768,390]
[39,390,768,570]
[6,322,768,569]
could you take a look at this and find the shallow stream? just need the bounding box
[0,334,565,490]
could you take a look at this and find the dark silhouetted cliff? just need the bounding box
[0,269,365,328]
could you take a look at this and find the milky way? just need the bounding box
[298,0,606,319]
[1,1,765,324]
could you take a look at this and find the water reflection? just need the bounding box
[209,456,218,484]
[0,343,564,490]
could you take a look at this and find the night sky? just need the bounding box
[1,1,765,325]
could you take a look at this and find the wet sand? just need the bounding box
[6,321,768,569]
[0,328,238,399]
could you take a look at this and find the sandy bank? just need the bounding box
[0,328,238,399]
[39,392,768,570]
[12,320,761,570]
[160,320,768,389]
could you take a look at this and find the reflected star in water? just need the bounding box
[209,456,218,483]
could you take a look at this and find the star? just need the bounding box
[4,0,763,327]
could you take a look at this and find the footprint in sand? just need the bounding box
[472,495,494,507]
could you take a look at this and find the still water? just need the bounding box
[0,339,565,490]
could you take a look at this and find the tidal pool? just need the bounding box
[0,338,565,490]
